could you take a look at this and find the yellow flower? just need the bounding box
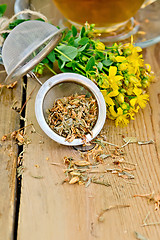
[128,106,140,120]
[126,85,134,95]
[126,49,143,74]
[108,66,123,90]
[123,42,143,74]
[118,62,128,71]
[100,66,123,90]
[95,41,105,51]
[129,76,141,87]
[116,93,124,104]
[101,89,119,106]
[145,64,151,73]
[130,88,149,109]
[115,56,126,62]
[109,106,129,127]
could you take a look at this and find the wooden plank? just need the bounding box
[0,1,23,239]
[17,1,160,240]
[18,63,160,240]
[0,69,22,239]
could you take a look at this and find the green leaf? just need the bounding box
[71,25,77,37]
[95,51,105,60]
[8,19,43,30]
[78,44,88,52]
[68,37,75,46]
[47,50,55,62]
[86,56,95,71]
[63,30,72,41]
[58,59,73,72]
[66,62,72,68]
[97,62,103,71]
[57,45,78,62]
[102,59,113,67]
[41,58,49,64]
[8,19,28,29]
[48,61,54,69]
[73,36,81,47]
[0,4,7,17]
[66,61,76,71]
[80,26,85,37]
[78,37,89,46]
[58,58,65,69]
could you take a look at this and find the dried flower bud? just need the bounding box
[1,135,7,141]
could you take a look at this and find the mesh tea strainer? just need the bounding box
[35,72,106,146]
[2,20,106,146]
[2,20,64,84]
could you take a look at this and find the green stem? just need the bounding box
[44,64,57,75]
[102,65,109,73]
[75,67,85,75]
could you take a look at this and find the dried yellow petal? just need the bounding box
[69,176,79,184]
[70,171,81,176]
[74,160,90,166]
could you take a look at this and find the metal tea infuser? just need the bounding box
[2,20,106,146]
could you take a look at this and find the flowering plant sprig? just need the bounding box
[37,23,154,127]
[2,19,154,126]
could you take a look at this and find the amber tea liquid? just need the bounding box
[53,0,144,30]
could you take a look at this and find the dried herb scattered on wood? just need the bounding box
[47,94,98,142]
[133,192,160,211]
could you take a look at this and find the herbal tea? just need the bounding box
[53,0,144,28]
[47,94,98,142]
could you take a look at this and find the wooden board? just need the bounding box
[18,59,160,240]
[0,0,159,239]
[0,1,23,239]
[16,1,160,240]
[0,70,22,239]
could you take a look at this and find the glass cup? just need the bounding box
[52,0,157,41]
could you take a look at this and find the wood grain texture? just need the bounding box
[18,69,160,240]
[15,1,160,240]
[0,2,22,239]
[0,67,22,239]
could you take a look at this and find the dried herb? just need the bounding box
[123,137,154,145]
[17,165,25,178]
[133,192,160,211]
[91,178,111,187]
[0,81,17,89]
[31,175,44,179]
[47,94,98,142]
[141,212,160,227]
[106,168,135,180]
[140,211,160,227]
[134,231,149,240]
[98,204,130,222]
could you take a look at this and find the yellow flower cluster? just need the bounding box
[96,41,154,127]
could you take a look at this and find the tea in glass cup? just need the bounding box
[52,0,145,32]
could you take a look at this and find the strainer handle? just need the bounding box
[27,72,43,86]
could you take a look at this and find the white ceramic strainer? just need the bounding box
[2,20,106,146]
